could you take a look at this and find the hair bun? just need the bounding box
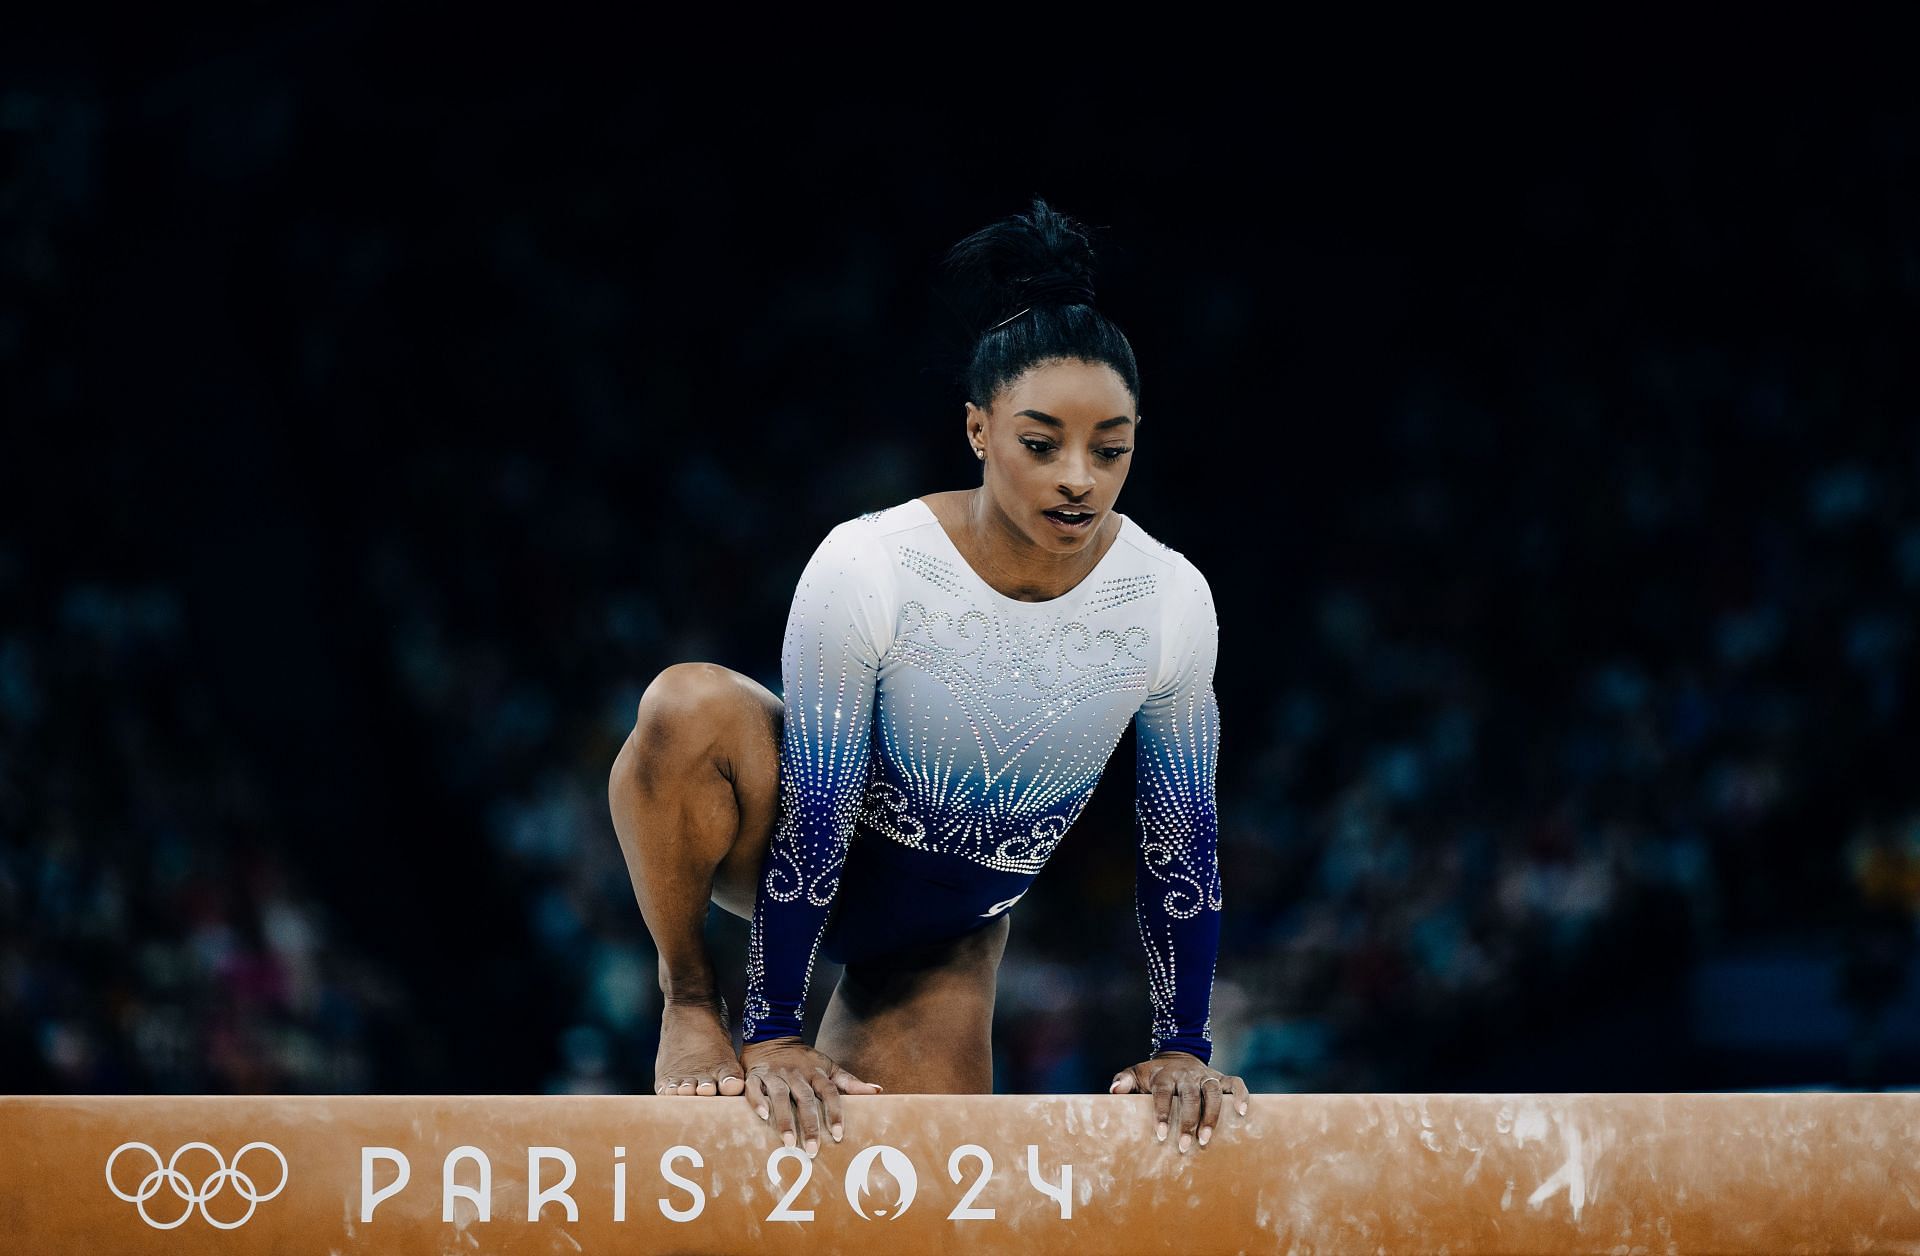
[943,196,1100,329]
[940,196,1140,412]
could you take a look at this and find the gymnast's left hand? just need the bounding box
[1109,1051,1249,1153]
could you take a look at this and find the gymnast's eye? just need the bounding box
[1021,439,1055,455]
[1096,447,1130,462]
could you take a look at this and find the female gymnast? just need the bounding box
[608,198,1247,1157]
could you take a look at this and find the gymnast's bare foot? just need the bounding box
[654,997,746,1096]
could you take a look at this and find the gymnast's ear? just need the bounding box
[966,401,989,453]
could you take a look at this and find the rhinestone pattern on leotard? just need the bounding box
[742,499,1222,1062]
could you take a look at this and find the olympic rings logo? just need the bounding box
[105,1141,288,1230]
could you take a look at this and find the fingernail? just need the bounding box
[831,1123,843,1142]
[1156,1121,1168,1142]
[1179,1133,1192,1153]
[1238,1103,1248,1116]
[782,1131,796,1149]
[805,1138,818,1157]
[1199,1127,1212,1146]
[757,1106,769,1120]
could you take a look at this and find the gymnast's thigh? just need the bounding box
[815,914,1011,1094]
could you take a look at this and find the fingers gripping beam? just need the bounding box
[17,1092,1920,1252]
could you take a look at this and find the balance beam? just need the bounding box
[6,1092,1916,1253]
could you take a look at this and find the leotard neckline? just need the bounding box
[909,496,1132,608]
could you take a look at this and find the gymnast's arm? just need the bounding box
[739,520,890,1146]
[1110,565,1248,1150]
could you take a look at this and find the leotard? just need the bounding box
[741,497,1222,1061]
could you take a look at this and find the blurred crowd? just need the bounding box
[0,575,408,1090]
[4,57,1917,1094]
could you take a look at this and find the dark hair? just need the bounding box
[941,197,1141,413]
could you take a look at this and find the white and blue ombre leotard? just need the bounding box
[740,497,1223,1061]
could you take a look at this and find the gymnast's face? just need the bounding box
[966,357,1137,555]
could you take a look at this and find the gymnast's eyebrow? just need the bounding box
[1016,410,1135,430]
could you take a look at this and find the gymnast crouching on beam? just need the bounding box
[608,198,1249,1156]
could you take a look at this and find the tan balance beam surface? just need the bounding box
[4,1093,1916,1253]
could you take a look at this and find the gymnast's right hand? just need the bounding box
[740,1037,883,1157]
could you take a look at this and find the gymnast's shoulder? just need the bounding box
[1110,513,1216,623]
[800,500,919,561]
[785,504,918,651]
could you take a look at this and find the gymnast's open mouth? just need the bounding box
[1042,507,1096,531]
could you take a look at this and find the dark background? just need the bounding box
[3,26,1917,1095]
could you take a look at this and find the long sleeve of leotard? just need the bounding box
[1133,562,1224,1061]
[741,520,893,1045]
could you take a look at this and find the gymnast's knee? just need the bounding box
[620,662,745,787]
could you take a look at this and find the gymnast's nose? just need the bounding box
[1058,454,1095,498]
